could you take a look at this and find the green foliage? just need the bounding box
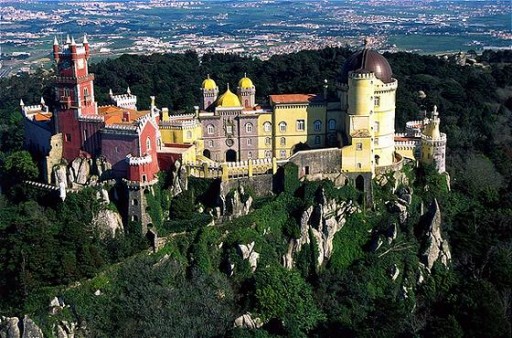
[255,265,324,334]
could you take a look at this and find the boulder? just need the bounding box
[421,199,451,272]
[53,164,68,188]
[233,313,263,329]
[226,187,253,219]
[95,157,112,179]
[0,317,20,338]
[92,209,124,239]
[169,160,188,197]
[69,157,90,185]
[238,242,259,272]
[21,316,43,338]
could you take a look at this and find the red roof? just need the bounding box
[270,94,318,104]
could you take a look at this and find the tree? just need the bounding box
[254,265,324,335]
[1,150,39,183]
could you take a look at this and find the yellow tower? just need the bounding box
[340,38,398,175]
[421,105,446,172]
[201,74,219,110]
[237,73,256,108]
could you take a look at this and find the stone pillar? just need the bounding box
[221,164,229,181]
[202,162,209,178]
[248,159,253,177]
[272,157,277,174]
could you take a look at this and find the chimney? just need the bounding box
[123,111,131,122]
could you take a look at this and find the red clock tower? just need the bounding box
[53,35,100,160]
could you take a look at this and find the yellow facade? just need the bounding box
[257,113,273,159]
[271,103,309,159]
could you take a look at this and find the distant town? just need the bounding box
[0,0,510,77]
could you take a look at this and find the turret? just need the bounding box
[83,34,90,59]
[70,36,77,59]
[53,36,60,61]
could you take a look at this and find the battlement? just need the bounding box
[422,133,447,142]
[374,79,398,91]
[126,154,153,166]
[78,115,104,122]
[349,71,375,80]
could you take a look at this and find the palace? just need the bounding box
[21,36,446,230]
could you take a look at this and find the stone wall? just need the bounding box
[287,148,341,177]
[221,174,274,197]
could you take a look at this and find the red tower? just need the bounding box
[54,35,99,160]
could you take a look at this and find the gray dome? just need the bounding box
[341,48,393,84]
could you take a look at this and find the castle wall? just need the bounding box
[221,174,274,197]
[101,132,139,178]
[287,148,341,177]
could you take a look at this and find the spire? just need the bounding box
[40,97,45,106]
[53,36,59,45]
[433,105,438,116]
[109,88,113,96]
[70,36,76,46]
[244,72,247,78]
[20,99,25,106]
[207,74,210,79]
[127,86,131,95]
[83,33,88,44]
[66,35,71,44]
[364,37,372,49]
[227,83,230,91]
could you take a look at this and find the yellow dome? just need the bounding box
[238,74,254,89]
[217,87,241,107]
[202,75,217,90]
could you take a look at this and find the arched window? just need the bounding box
[157,138,162,150]
[279,121,287,133]
[314,135,321,144]
[146,137,151,151]
[314,120,322,132]
[280,137,286,146]
[207,124,215,135]
[265,150,272,158]
[245,122,253,133]
[248,151,252,159]
[328,119,336,130]
[247,138,252,146]
[83,88,89,102]
[186,131,192,139]
[208,140,214,147]
[265,137,271,146]
[264,122,272,132]
[374,121,380,132]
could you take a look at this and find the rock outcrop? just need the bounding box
[233,313,263,329]
[238,241,260,272]
[0,317,20,338]
[169,160,188,197]
[421,199,451,272]
[283,189,357,269]
[225,187,253,219]
[92,209,124,239]
[22,316,43,338]
[69,157,90,185]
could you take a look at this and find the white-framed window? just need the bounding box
[314,120,322,132]
[280,150,287,158]
[356,142,362,151]
[186,130,192,139]
[248,151,252,159]
[245,122,253,133]
[207,124,215,135]
[265,137,272,146]
[226,125,233,134]
[296,119,305,131]
[279,121,287,133]
[264,122,272,132]
[84,87,89,98]
[280,137,286,146]
[314,135,321,144]
[328,119,336,130]
[157,138,162,150]
[265,150,272,158]
[374,96,380,106]
[375,138,379,145]
[208,140,214,147]
[247,138,252,146]
[374,121,380,132]
[146,137,151,151]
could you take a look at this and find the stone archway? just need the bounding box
[226,149,237,162]
[203,149,211,159]
[356,175,365,191]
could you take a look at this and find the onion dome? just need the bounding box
[217,85,242,107]
[238,73,254,88]
[341,38,393,84]
[202,74,217,90]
